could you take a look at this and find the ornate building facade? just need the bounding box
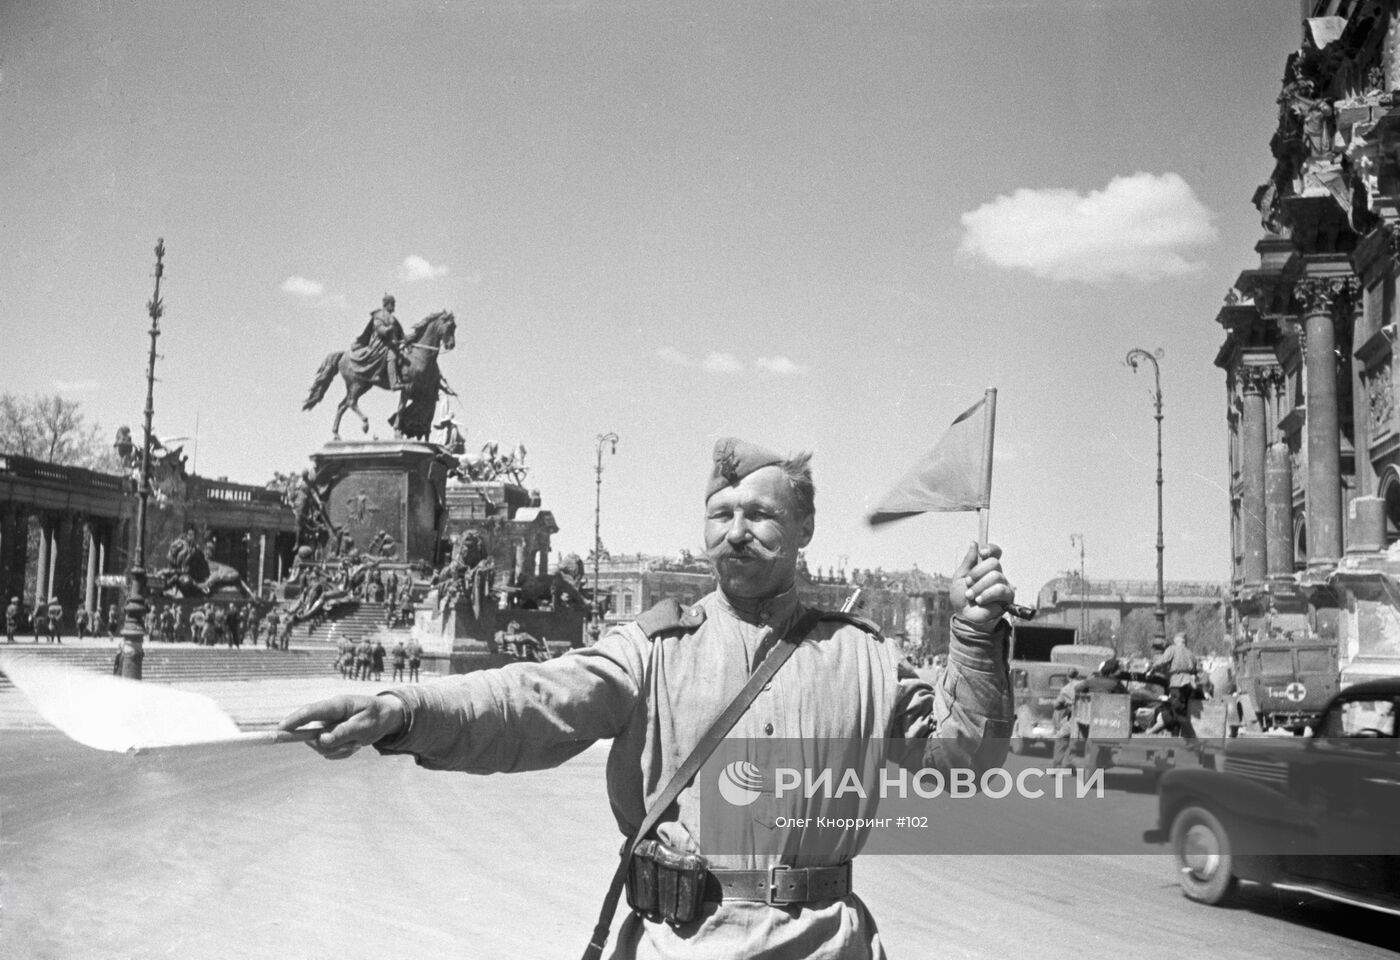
[1217,1,1400,686]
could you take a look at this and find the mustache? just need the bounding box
[708,542,779,563]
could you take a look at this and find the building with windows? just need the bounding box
[1034,576,1227,639]
[588,553,952,662]
[1215,1,1400,682]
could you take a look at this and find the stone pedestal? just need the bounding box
[310,441,456,567]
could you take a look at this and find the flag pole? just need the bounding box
[977,387,997,546]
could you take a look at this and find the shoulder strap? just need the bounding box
[581,607,823,960]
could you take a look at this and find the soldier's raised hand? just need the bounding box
[951,541,1014,625]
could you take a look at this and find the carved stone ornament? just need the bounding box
[1362,356,1395,437]
[1240,365,1283,396]
[1293,276,1360,317]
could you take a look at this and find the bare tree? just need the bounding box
[0,392,120,471]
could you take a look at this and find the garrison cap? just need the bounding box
[707,437,785,499]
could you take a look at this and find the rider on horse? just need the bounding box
[352,294,408,389]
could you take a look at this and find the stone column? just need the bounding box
[1240,367,1270,584]
[34,516,50,606]
[84,520,98,614]
[258,533,268,595]
[1266,441,1295,576]
[1295,277,1352,569]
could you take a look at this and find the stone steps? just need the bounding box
[297,601,416,647]
[0,644,335,689]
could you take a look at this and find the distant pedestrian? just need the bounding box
[1148,633,1201,741]
[31,606,47,643]
[5,597,19,643]
[106,603,120,637]
[371,640,386,682]
[91,606,106,639]
[75,607,91,639]
[227,605,242,649]
[407,637,423,682]
[192,605,209,645]
[391,639,406,682]
[278,615,292,652]
[1050,667,1082,770]
[46,597,63,643]
[212,604,229,648]
[355,638,372,681]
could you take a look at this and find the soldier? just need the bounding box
[281,437,1015,958]
[391,638,407,683]
[5,597,18,643]
[406,636,423,683]
[1050,667,1082,770]
[75,606,90,639]
[191,604,208,645]
[1147,632,1201,741]
[355,636,373,681]
[46,597,63,643]
[106,603,120,638]
[92,605,107,639]
[278,614,293,652]
[226,604,242,649]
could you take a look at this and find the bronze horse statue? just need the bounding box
[302,310,456,440]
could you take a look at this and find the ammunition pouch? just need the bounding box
[625,839,709,925]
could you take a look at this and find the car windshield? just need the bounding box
[1296,648,1334,672]
[1317,698,1396,738]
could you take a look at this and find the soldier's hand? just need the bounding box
[278,694,406,760]
[951,541,1014,625]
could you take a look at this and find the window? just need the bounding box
[1318,698,1395,738]
[622,592,634,616]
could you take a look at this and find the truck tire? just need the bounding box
[1170,805,1238,905]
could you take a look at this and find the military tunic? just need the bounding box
[377,586,1011,959]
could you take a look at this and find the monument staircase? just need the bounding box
[297,601,416,648]
[0,643,333,690]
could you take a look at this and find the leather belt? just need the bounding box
[704,862,853,906]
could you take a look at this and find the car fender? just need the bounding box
[1155,768,1313,855]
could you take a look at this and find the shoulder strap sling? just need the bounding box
[581,607,823,960]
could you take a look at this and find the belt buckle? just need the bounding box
[767,864,801,906]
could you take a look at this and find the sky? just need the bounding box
[0,1,1304,599]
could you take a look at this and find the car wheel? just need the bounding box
[1170,805,1237,905]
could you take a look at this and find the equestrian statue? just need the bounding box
[302,294,457,441]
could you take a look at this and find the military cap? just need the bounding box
[707,437,785,499]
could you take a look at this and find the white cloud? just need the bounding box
[755,356,807,376]
[280,276,325,297]
[701,352,744,374]
[52,378,100,393]
[957,172,1218,283]
[399,255,449,282]
[657,347,805,376]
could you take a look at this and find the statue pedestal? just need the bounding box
[311,440,455,567]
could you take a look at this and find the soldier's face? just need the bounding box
[705,465,813,599]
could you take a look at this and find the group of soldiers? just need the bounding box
[335,635,423,683]
[2,594,300,650]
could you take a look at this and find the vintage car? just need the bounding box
[1143,678,1400,916]
[1009,662,1077,754]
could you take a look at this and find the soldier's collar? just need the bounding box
[716,584,800,628]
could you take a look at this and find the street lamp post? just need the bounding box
[593,432,619,622]
[1126,348,1166,649]
[119,239,166,680]
[1070,533,1086,642]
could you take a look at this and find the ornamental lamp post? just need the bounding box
[1070,533,1086,642]
[593,432,619,624]
[119,238,166,680]
[1126,347,1166,650]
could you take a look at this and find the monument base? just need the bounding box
[311,440,457,568]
